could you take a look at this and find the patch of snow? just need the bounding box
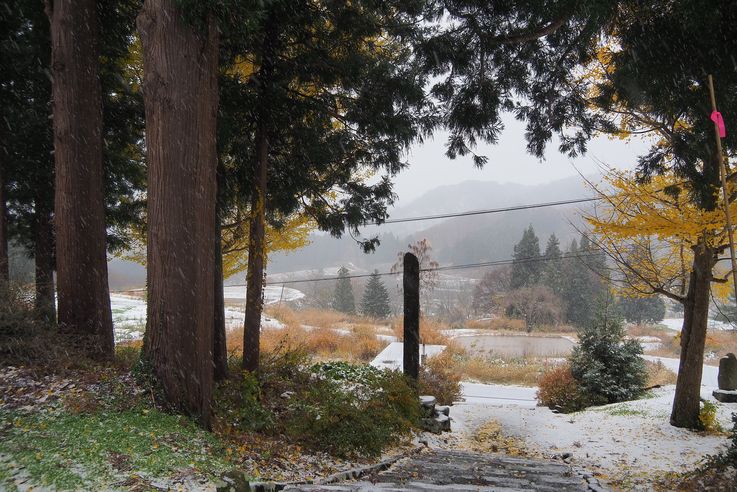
[370,342,446,371]
[222,285,305,304]
[440,328,484,338]
[376,334,398,342]
[445,355,735,486]
[660,317,735,332]
[634,336,662,343]
[643,355,719,387]
[458,382,537,407]
[261,316,285,330]
[110,294,283,342]
[631,337,663,351]
[452,384,731,482]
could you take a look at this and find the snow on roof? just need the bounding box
[370,341,446,371]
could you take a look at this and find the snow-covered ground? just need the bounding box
[110,293,286,343]
[370,341,446,371]
[446,356,735,486]
[222,285,304,303]
[661,317,735,331]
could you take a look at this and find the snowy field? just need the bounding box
[222,285,304,303]
[448,355,734,486]
[110,292,291,343]
[660,317,735,331]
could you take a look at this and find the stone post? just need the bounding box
[718,353,737,390]
[403,252,420,381]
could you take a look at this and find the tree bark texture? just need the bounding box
[34,190,56,322]
[242,128,268,372]
[138,0,219,427]
[0,161,8,283]
[48,0,113,357]
[241,19,277,373]
[670,239,714,428]
[214,212,228,381]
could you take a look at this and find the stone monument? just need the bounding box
[713,353,737,403]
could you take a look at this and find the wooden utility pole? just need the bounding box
[403,252,420,381]
[707,75,737,303]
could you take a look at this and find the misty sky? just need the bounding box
[391,114,653,206]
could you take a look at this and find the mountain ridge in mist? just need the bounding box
[108,175,595,287]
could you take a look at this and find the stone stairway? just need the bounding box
[283,449,606,491]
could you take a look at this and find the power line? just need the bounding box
[367,196,600,225]
[109,196,606,294]
[250,250,604,287]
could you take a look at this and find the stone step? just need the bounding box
[283,450,600,492]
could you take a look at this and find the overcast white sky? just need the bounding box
[390,114,653,205]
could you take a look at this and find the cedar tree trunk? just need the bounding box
[34,191,56,322]
[670,239,715,428]
[0,161,8,282]
[47,0,113,357]
[242,128,268,372]
[138,0,219,427]
[214,212,228,381]
[241,19,277,373]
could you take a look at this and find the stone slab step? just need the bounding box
[284,450,600,491]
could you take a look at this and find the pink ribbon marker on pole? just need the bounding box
[711,110,727,138]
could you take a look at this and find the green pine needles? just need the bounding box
[570,300,648,405]
[332,266,355,314]
[361,270,392,319]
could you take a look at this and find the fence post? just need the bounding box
[403,252,420,381]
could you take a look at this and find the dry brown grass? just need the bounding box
[225,321,387,363]
[644,328,737,365]
[390,316,450,345]
[447,354,560,387]
[705,330,737,359]
[645,360,678,386]
[283,307,348,328]
[626,323,674,339]
[465,317,576,334]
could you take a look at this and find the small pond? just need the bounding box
[455,334,575,358]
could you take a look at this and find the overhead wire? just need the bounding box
[365,196,600,225]
[110,194,605,293]
[232,250,607,287]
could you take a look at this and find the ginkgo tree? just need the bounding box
[586,170,735,428]
[587,171,735,301]
[578,0,737,429]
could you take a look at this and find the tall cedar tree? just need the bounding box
[333,266,356,315]
[2,1,144,321]
[138,0,219,427]
[0,163,6,282]
[46,0,113,356]
[541,234,563,292]
[217,0,433,371]
[2,0,55,317]
[510,226,541,289]
[560,236,607,327]
[361,270,392,319]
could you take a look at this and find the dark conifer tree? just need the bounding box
[541,234,563,292]
[617,295,666,325]
[216,0,433,371]
[510,225,541,289]
[361,270,391,319]
[332,266,356,315]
